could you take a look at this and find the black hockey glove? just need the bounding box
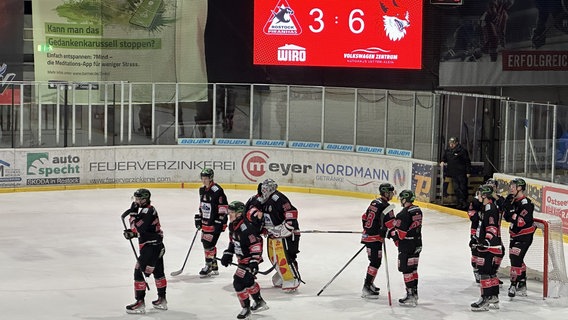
[248,261,259,275]
[123,229,138,240]
[214,215,227,233]
[469,236,478,249]
[194,214,202,230]
[221,250,233,267]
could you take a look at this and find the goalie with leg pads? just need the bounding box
[360,183,397,299]
[259,179,302,292]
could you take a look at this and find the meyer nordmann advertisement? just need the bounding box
[31,0,207,102]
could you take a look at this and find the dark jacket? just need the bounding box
[442,143,471,177]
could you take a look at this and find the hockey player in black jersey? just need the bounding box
[468,188,483,284]
[468,178,506,285]
[387,189,422,307]
[221,201,269,319]
[503,178,535,298]
[195,168,229,277]
[122,188,168,314]
[360,183,396,299]
[470,184,504,311]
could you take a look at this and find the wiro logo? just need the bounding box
[241,150,270,182]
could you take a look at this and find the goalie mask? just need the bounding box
[259,178,278,204]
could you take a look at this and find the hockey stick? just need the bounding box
[302,205,395,235]
[282,237,306,285]
[381,204,396,305]
[170,229,200,276]
[120,213,150,290]
[317,245,366,296]
[301,230,360,234]
[214,257,275,275]
[383,240,393,306]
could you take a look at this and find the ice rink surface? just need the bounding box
[2,188,568,320]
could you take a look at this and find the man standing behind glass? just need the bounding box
[441,136,471,210]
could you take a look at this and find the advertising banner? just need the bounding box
[0,0,24,99]
[438,1,568,86]
[31,0,207,102]
[542,186,568,233]
[6,146,412,195]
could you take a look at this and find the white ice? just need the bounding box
[1,188,567,320]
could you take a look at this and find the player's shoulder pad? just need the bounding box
[271,193,280,201]
[239,222,248,231]
[408,206,421,213]
[211,184,220,192]
[483,202,492,211]
[520,198,530,205]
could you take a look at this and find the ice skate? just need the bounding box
[398,288,418,307]
[251,298,269,313]
[211,259,220,276]
[470,296,490,312]
[361,284,380,299]
[125,300,145,314]
[488,295,499,309]
[516,281,527,297]
[508,283,517,298]
[199,263,214,278]
[237,307,251,319]
[152,296,168,310]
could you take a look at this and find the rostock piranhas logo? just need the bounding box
[241,150,270,182]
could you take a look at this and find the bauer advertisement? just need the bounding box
[31,0,207,102]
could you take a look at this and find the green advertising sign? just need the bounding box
[32,0,207,102]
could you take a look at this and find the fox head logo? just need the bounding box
[380,0,410,41]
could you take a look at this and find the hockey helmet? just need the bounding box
[200,168,214,180]
[448,136,459,144]
[228,201,246,215]
[509,178,526,190]
[478,184,494,198]
[398,189,416,203]
[485,178,498,189]
[133,188,151,204]
[378,183,395,197]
